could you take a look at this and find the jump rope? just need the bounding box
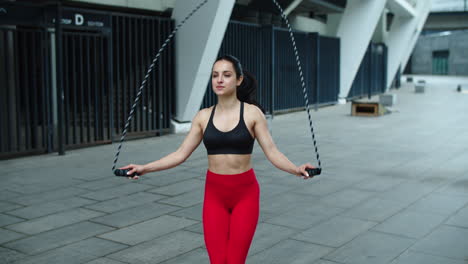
[113,0,322,177]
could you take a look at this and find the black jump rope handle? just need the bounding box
[114,169,138,177]
[305,168,321,177]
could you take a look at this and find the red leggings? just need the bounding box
[203,168,260,264]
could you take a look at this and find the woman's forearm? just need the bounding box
[267,148,298,175]
[143,151,185,174]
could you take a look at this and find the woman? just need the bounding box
[120,55,315,264]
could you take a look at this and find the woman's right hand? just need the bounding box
[119,164,146,180]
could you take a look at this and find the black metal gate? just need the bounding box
[348,42,388,99]
[0,1,175,159]
[201,22,274,114]
[201,20,340,114]
[0,26,52,158]
[61,30,112,147]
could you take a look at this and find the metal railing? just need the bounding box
[347,43,388,99]
[0,2,175,159]
[201,20,340,113]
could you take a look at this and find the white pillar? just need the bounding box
[172,0,235,126]
[386,0,431,89]
[335,0,387,100]
[400,2,431,73]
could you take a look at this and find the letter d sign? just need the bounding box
[75,14,84,26]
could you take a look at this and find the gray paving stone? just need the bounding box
[410,225,468,260]
[75,177,126,191]
[320,188,376,209]
[445,205,468,228]
[0,189,22,201]
[98,215,197,245]
[372,210,447,239]
[354,177,406,192]
[107,230,204,264]
[248,223,298,256]
[258,182,297,198]
[325,231,415,264]
[4,179,85,196]
[247,239,334,264]
[5,208,104,235]
[390,250,467,264]
[0,201,23,213]
[85,192,166,213]
[4,221,114,255]
[293,216,377,247]
[0,246,27,264]
[405,193,468,216]
[0,214,24,227]
[12,187,88,206]
[265,203,343,230]
[11,238,128,264]
[147,179,204,196]
[342,198,407,222]
[0,228,25,244]
[311,260,340,264]
[159,248,208,264]
[158,188,204,208]
[184,222,203,234]
[90,202,180,228]
[84,258,128,264]
[436,178,468,197]
[293,178,350,197]
[260,191,317,218]
[376,181,439,206]
[7,196,96,219]
[80,182,154,201]
[169,203,203,221]
[141,169,201,187]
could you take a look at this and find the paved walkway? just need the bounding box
[1,75,468,264]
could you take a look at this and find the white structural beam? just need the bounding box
[284,0,304,16]
[386,0,431,89]
[172,0,235,124]
[386,0,417,18]
[400,2,431,73]
[336,0,387,100]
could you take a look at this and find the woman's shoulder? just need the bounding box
[195,106,214,121]
[243,102,265,120]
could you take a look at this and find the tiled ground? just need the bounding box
[1,75,468,264]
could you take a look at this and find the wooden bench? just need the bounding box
[351,100,385,117]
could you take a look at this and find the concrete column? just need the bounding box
[335,0,386,101]
[171,0,235,128]
[400,2,431,73]
[372,9,388,43]
[386,0,431,89]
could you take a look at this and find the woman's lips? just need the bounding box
[216,86,224,89]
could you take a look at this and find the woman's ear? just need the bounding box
[236,75,244,87]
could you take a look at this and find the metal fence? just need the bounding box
[111,14,174,140]
[201,21,340,113]
[0,2,175,159]
[0,27,52,158]
[348,43,388,99]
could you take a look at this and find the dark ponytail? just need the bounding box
[215,55,265,113]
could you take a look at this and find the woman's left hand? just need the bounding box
[295,163,315,179]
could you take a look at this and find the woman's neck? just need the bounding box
[217,96,240,111]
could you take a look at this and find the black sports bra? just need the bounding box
[203,102,254,155]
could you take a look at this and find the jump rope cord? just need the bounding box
[112,0,321,171]
[271,0,321,169]
[112,0,209,171]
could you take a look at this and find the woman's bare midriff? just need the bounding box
[207,154,252,174]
